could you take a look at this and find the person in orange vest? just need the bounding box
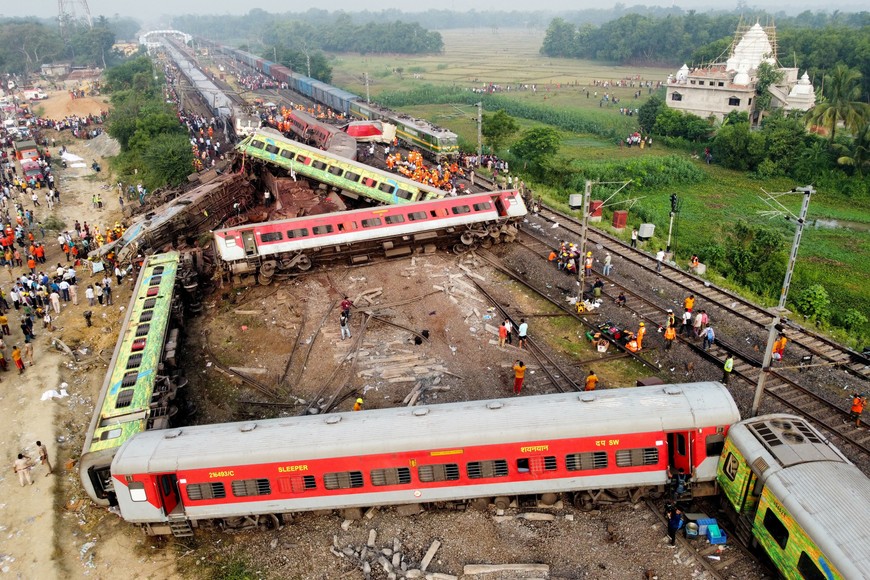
[512,360,526,395]
[353,397,364,412]
[664,324,676,350]
[772,334,788,362]
[683,294,695,313]
[584,370,598,391]
[548,250,557,263]
[636,322,646,350]
[849,393,866,427]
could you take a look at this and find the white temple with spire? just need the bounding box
[665,22,815,122]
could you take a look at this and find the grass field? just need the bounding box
[328,29,870,343]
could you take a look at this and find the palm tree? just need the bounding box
[806,65,870,141]
[835,123,870,176]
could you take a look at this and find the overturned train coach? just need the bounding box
[212,190,526,284]
[111,382,739,536]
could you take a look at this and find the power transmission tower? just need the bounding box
[58,0,93,36]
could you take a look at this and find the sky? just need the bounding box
[3,0,867,21]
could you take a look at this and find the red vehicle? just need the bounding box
[110,382,740,536]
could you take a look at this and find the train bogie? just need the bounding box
[111,383,740,535]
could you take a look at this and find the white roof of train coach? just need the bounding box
[727,416,870,578]
[113,382,739,474]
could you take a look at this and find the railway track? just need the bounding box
[513,213,870,458]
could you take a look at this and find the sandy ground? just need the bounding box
[0,128,180,578]
[33,91,108,121]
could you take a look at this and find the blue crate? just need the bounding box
[697,518,717,536]
[707,524,727,545]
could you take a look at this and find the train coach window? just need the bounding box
[361,218,383,228]
[328,165,343,177]
[344,171,361,182]
[152,266,165,275]
[277,475,317,494]
[249,140,265,150]
[149,276,162,286]
[706,434,725,456]
[337,222,359,232]
[135,324,150,338]
[116,388,135,408]
[473,202,493,211]
[312,160,328,171]
[121,371,138,388]
[385,215,405,225]
[312,224,334,236]
[566,451,608,471]
[186,482,227,500]
[408,211,428,221]
[287,228,309,239]
[279,149,294,160]
[418,463,460,482]
[144,298,157,309]
[128,481,148,502]
[265,144,279,154]
[377,182,395,194]
[615,447,659,468]
[467,459,509,479]
[451,205,472,215]
[231,478,272,497]
[126,353,143,369]
[324,471,364,490]
[139,310,154,323]
[797,552,826,580]
[763,508,790,550]
[370,468,412,486]
[676,434,686,456]
[297,156,311,165]
[260,232,283,243]
[396,189,414,201]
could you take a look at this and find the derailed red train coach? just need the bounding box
[110,382,739,536]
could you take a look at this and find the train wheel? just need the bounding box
[453,244,471,254]
[493,496,511,511]
[488,224,502,238]
[460,231,476,245]
[469,498,489,511]
[480,238,493,249]
[295,255,312,271]
[573,492,594,511]
[540,493,558,506]
[257,273,273,286]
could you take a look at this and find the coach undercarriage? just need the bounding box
[146,484,673,537]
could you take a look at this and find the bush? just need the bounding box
[793,283,832,324]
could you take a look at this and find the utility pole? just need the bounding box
[577,180,593,297]
[364,72,370,104]
[751,186,814,416]
[476,102,483,159]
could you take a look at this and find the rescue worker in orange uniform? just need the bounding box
[772,335,788,362]
[353,397,364,412]
[584,370,598,391]
[664,324,677,350]
[684,294,695,313]
[850,393,866,427]
[636,322,646,350]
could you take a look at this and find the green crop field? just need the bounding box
[329,29,870,344]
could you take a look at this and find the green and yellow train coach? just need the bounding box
[237,128,445,206]
[718,414,870,579]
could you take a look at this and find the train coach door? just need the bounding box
[667,432,692,479]
[241,231,258,257]
[158,474,181,515]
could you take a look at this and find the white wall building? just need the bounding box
[665,23,815,122]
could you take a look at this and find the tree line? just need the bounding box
[105,57,194,192]
[540,11,870,95]
[173,10,443,56]
[0,15,140,77]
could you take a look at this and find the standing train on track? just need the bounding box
[212,188,526,284]
[110,382,739,536]
[208,42,459,159]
